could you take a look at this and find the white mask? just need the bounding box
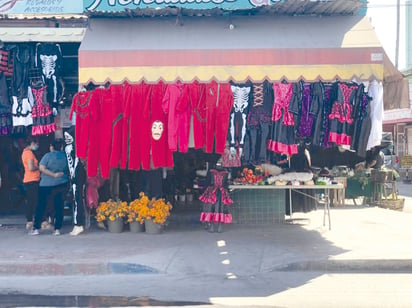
[151,120,164,141]
[64,131,74,145]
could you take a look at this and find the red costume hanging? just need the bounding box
[128,82,151,170]
[204,81,234,154]
[141,82,173,170]
[69,91,94,160]
[87,87,116,179]
[151,82,174,169]
[108,84,125,169]
[162,83,191,152]
[175,84,192,152]
[187,82,207,149]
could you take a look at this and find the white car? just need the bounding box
[381,146,399,171]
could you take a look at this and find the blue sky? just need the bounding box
[367,0,407,69]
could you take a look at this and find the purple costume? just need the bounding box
[298,84,315,137]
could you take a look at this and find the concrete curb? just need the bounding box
[3,259,412,276]
[0,262,159,276]
[275,259,412,273]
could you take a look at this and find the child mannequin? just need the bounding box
[199,160,233,233]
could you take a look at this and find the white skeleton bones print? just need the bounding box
[36,43,62,105]
[40,55,58,104]
[229,85,251,155]
[40,55,57,79]
[231,85,250,113]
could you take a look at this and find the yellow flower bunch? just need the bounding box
[130,192,173,225]
[127,192,150,223]
[95,199,128,222]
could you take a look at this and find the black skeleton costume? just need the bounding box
[36,43,63,108]
[229,83,252,158]
[64,130,87,235]
[10,44,32,134]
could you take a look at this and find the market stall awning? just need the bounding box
[0,27,86,42]
[78,15,386,85]
[382,53,410,110]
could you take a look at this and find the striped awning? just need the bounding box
[78,15,385,85]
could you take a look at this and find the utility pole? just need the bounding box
[395,0,400,68]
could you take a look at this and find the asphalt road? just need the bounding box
[397,180,412,197]
[1,272,412,307]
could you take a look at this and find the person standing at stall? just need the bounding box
[30,139,69,235]
[289,141,311,172]
[365,146,384,169]
[275,153,290,170]
[286,140,316,214]
[21,136,41,230]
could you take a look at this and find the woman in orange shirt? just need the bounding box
[21,136,40,230]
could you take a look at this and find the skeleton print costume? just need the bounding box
[64,130,87,233]
[36,43,63,107]
[229,83,252,157]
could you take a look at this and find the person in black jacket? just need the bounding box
[365,146,384,169]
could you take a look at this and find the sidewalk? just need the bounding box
[1,196,412,277]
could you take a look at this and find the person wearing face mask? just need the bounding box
[30,139,69,236]
[21,135,41,230]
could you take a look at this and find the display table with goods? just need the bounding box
[330,167,371,204]
[229,167,344,230]
[345,168,400,206]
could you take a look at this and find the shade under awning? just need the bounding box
[79,15,385,85]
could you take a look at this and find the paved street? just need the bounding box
[1,184,412,307]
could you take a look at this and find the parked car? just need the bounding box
[381,145,399,171]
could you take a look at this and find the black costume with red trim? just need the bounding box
[328,82,358,146]
[268,82,297,155]
[199,169,233,224]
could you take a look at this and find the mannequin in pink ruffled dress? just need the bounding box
[199,164,233,233]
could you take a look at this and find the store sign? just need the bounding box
[0,0,83,14]
[84,0,281,11]
[401,156,412,168]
